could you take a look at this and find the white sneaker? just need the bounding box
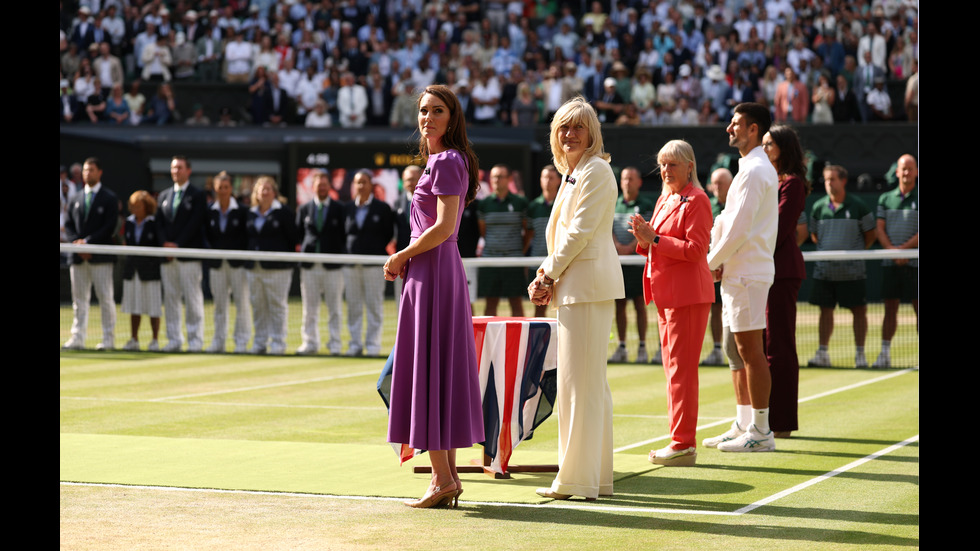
[717,423,775,452]
[871,352,890,369]
[346,348,363,357]
[187,342,203,353]
[296,344,317,355]
[648,446,696,466]
[635,344,649,364]
[650,347,663,364]
[162,341,183,352]
[703,420,746,448]
[701,348,724,365]
[147,339,160,352]
[609,345,627,363]
[95,342,113,351]
[63,337,84,350]
[233,343,248,354]
[122,339,140,351]
[807,349,831,367]
[855,351,868,368]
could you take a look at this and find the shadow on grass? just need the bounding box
[462,505,918,547]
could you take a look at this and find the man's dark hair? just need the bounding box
[733,102,771,139]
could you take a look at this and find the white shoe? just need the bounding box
[187,342,203,353]
[296,344,317,355]
[650,348,663,364]
[268,345,285,355]
[609,345,627,363]
[63,337,84,350]
[346,348,363,357]
[233,343,248,354]
[206,341,225,353]
[871,352,890,369]
[703,420,746,448]
[251,345,267,355]
[162,341,183,352]
[95,342,113,351]
[648,446,696,466]
[122,339,140,351]
[854,351,868,368]
[635,344,649,364]
[717,423,775,452]
[147,339,160,352]
[807,349,831,367]
[700,348,724,365]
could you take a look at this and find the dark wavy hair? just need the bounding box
[415,85,481,205]
[767,124,811,196]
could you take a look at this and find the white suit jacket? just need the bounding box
[538,155,625,306]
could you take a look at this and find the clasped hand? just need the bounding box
[527,274,553,306]
[383,253,406,281]
[627,213,656,246]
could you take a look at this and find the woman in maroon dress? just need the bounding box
[383,85,483,508]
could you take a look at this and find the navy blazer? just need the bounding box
[205,201,249,269]
[246,203,299,270]
[64,185,119,265]
[297,198,347,270]
[157,183,207,255]
[344,197,394,257]
[122,215,162,281]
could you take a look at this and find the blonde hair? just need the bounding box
[549,96,610,175]
[251,175,279,206]
[656,139,702,195]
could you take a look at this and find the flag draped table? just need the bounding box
[378,316,559,475]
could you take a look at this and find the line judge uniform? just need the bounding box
[537,155,625,499]
[157,181,207,351]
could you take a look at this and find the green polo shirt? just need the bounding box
[809,194,875,281]
[525,195,554,257]
[478,193,529,257]
[877,186,918,268]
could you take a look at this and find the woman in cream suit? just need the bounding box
[629,140,714,466]
[528,97,625,501]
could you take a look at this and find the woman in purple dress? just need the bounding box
[383,84,484,509]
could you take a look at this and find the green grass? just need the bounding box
[60,298,919,367]
[61,349,918,549]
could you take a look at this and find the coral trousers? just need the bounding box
[657,302,711,449]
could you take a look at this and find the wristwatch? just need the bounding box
[653,235,660,245]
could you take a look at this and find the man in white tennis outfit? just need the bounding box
[703,102,779,452]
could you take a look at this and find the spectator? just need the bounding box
[389,76,419,128]
[93,42,124,94]
[185,103,212,126]
[510,81,538,127]
[158,155,207,352]
[872,154,918,369]
[365,70,393,127]
[63,157,118,351]
[811,72,835,124]
[295,64,326,124]
[595,77,625,123]
[216,105,239,127]
[123,80,146,125]
[71,6,97,52]
[194,20,224,82]
[104,82,131,125]
[121,190,163,352]
[477,164,528,317]
[141,31,173,82]
[832,74,861,123]
[305,99,333,128]
[84,78,108,123]
[248,65,272,125]
[609,166,656,364]
[857,21,887,74]
[73,59,97,120]
[471,67,502,126]
[141,82,177,125]
[773,67,809,123]
[263,71,292,127]
[866,76,893,121]
[224,30,253,84]
[854,50,885,122]
[205,171,251,354]
[343,170,394,357]
[246,176,298,356]
[297,169,348,356]
[904,60,918,122]
[806,164,877,368]
[670,97,699,125]
[171,31,197,81]
[337,71,369,128]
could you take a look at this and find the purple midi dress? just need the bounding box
[386,149,485,451]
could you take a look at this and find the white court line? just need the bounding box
[151,370,381,401]
[61,432,917,517]
[60,396,382,411]
[614,368,916,453]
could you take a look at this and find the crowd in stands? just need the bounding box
[60,0,919,128]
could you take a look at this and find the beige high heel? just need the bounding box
[404,482,458,509]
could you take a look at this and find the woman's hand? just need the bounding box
[527,274,553,306]
[383,252,407,281]
[628,213,656,247]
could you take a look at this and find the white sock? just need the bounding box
[736,404,752,429]
[881,341,891,354]
[753,408,771,433]
[618,341,626,348]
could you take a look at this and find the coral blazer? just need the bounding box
[637,183,714,309]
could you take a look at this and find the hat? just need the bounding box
[611,61,628,74]
[604,77,617,88]
[88,42,99,51]
[679,64,691,77]
[78,6,91,15]
[60,79,70,88]
[209,9,220,17]
[185,10,198,20]
[456,79,469,88]
[564,61,577,71]
[706,64,725,80]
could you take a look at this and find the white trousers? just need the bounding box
[300,265,345,353]
[162,260,205,349]
[249,267,291,353]
[343,264,385,355]
[69,262,116,347]
[209,261,251,350]
[551,300,615,499]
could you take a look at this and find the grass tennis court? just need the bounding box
[61,343,918,549]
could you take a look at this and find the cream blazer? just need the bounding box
[538,155,625,306]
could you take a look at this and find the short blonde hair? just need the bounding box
[128,190,157,215]
[656,139,702,195]
[549,96,610,175]
[251,175,279,206]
